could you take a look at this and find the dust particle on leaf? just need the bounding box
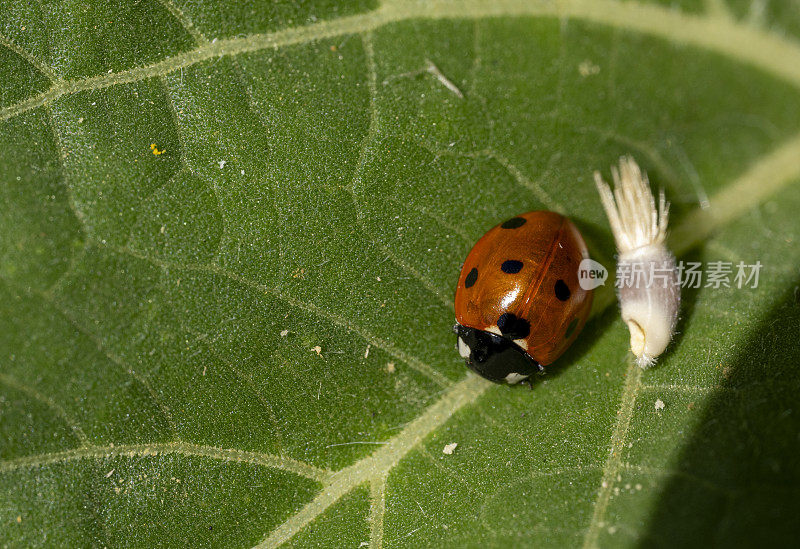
[443,442,458,455]
[578,60,600,76]
[386,362,395,373]
[655,398,665,411]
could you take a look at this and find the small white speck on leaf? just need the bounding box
[578,59,600,76]
[311,346,322,356]
[442,442,458,455]
[218,160,226,169]
[655,398,665,411]
[105,469,115,478]
[280,329,289,337]
[240,169,245,175]
[386,362,396,373]
[364,344,371,358]
[376,276,381,281]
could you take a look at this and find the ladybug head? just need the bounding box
[454,323,540,383]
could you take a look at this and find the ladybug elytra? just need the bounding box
[454,211,593,383]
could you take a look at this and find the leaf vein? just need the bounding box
[582,362,642,549]
[348,32,455,310]
[104,243,453,387]
[155,0,208,45]
[255,374,490,548]
[3,0,800,123]
[0,30,57,81]
[0,442,330,482]
[189,329,288,453]
[0,372,89,446]
[369,475,387,548]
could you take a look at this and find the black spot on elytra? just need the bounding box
[564,317,579,339]
[501,260,523,274]
[501,217,527,229]
[555,279,571,301]
[464,267,478,288]
[497,312,531,339]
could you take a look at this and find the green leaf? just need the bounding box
[2,0,800,547]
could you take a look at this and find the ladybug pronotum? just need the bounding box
[454,211,593,383]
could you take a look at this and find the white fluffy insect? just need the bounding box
[594,156,680,368]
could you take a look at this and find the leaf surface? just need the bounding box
[1,0,800,547]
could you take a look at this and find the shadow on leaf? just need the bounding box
[641,276,800,547]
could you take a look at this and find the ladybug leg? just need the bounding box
[525,378,535,391]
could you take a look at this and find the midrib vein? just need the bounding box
[3,0,800,123]
[256,374,490,548]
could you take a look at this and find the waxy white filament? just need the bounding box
[594,156,680,368]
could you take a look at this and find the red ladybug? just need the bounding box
[454,211,593,383]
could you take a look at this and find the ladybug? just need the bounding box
[454,211,593,383]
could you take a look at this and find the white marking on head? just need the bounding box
[457,337,471,358]
[513,338,529,351]
[504,372,529,384]
[486,325,502,336]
